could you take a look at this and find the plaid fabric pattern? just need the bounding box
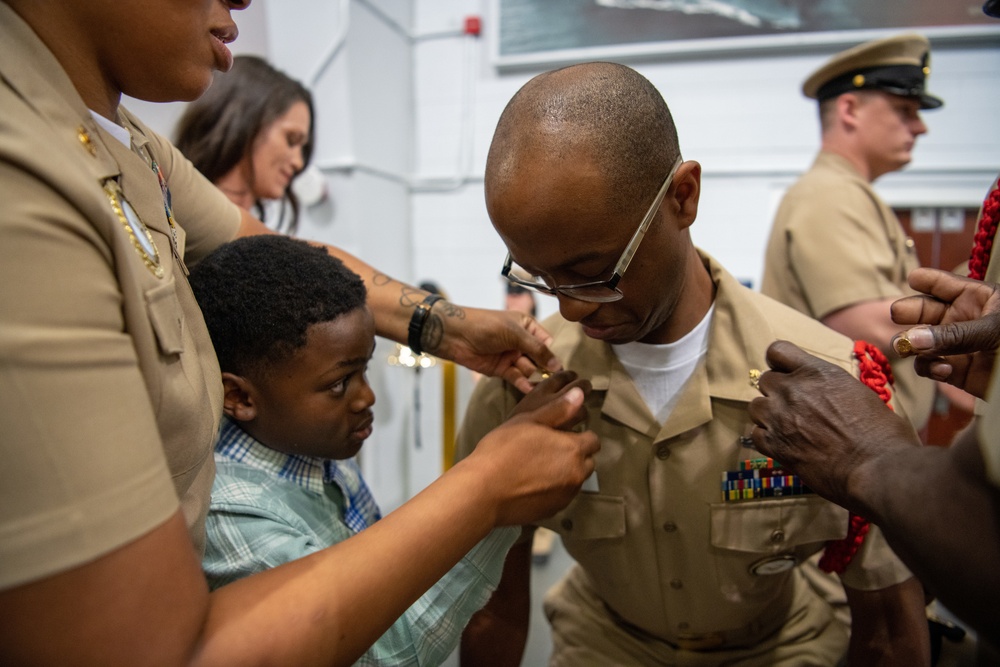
[216,417,380,531]
[205,418,518,665]
[323,458,381,532]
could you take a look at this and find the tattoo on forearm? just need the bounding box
[399,286,424,308]
[422,314,444,354]
[372,272,392,287]
[417,300,465,355]
[437,301,466,320]
[395,287,468,354]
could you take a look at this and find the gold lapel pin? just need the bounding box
[77,125,96,157]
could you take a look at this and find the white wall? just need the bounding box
[128,0,1000,511]
[412,1,1000,308]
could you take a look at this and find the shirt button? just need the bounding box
[770,529,785,543]
[561,518,574,531]
[655,444,670,460]
[663,521,677,533]
[670,579,683,589]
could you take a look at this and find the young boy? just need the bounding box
[189,235,536,665]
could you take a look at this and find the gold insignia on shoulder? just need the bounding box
[77,125,96,157]
[749,369,762,390]
[103,182,164,279]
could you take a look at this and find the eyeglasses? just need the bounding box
[501,156,683,303]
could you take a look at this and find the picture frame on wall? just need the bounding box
[490,0,1000,71]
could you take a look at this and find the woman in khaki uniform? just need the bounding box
[0,1,603,664]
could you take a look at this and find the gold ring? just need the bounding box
[895,335,913,355]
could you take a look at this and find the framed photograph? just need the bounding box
[491,0,1000,70]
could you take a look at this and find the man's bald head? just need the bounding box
[486,62,680,217]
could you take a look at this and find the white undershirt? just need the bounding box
[89,110,130,147]
[612,304,714,423]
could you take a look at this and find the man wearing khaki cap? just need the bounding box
[762,33,943,438]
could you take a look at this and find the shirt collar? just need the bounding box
[548,250,773,401]
[89,110,131,147]
[542,250,801,438]
[815,150,866,182]
[215,417,327,495]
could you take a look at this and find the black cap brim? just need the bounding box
[874,84,943,109]
[918,93,944,110]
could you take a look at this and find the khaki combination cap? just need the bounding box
[802,33,943,110]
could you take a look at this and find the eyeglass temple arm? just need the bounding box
[612,157,683,278]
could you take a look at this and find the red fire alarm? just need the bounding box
[464,15,481,37]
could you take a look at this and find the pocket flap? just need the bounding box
[539,493,626,541]
[145,280,184,355]
[710,496,848,553]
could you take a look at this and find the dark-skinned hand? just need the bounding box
[748,340,920,516]
[507,370,592,431]
[890,268,1000,399]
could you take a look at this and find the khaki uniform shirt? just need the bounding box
[981,370,1000,488]
[761,151,935,431]
[457,253,912,659]
[0,4,241,588]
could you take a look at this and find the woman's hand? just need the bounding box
[424,304,562,394]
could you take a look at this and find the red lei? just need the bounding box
[969,183,1000,281]
[818,341,894,574]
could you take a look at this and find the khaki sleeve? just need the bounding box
[838,524,914,591]
[783,186,904,319]
[980,375,1000,489]
[0,159,179,589]
[837,355,915,590]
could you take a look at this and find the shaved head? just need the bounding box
[487,62,680,216]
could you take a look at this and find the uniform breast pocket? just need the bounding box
[539,493,631,586]
[145,279,185,356]
[709,497,848,584]
[142,277,215,479]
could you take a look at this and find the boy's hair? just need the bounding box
[189,235,367,376]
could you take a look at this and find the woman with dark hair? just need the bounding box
[175,55,313,232]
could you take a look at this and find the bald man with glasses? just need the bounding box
[455,62,929,666]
